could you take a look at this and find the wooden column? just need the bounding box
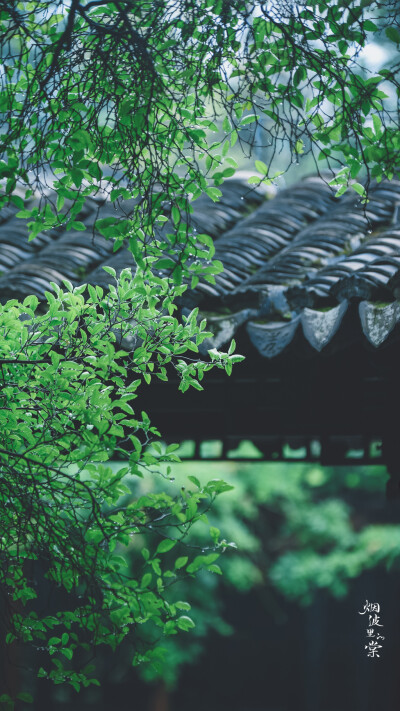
[148,680,169,711]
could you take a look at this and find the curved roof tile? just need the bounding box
[2,174,400,357]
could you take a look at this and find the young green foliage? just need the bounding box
[0,269,240,695]
[0,0,400,234]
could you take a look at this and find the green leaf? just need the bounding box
[155,258,176,270]
[175,600,191,610]
[71,221,86,231]
[70,128,92,150]
[293,66,307,87]
[95,217,119,234]
[363,19,378,31]
[23,294,39,311]
[225,157,238,169]
[173,263,183,285]
[205,187,223,202]
[255,160,268,175]
[222,115,231,132]
[172,206,180,225]
[176,615,195,631]
[207,564,222,575]
[140,573,152,588]
[372,113,382,135]
[156,539,177,554]
[241,114,259,125]
[174,556,188,569]
[385,27,400,44]
[351,182,366,197]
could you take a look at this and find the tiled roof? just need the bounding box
[0,177,265,298]
[2,174,400,358]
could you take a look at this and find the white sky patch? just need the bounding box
[358,42,390,71]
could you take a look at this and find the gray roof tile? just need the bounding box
[2,173,400,356]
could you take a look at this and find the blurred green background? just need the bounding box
[31,451,400,711]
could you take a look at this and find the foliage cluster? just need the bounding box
[1,0,400,243]
[0,268,239,700]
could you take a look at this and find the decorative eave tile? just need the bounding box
[301,301,348,352]
[198,308,258,353]
[246,315,301,358]
[359,300,400,347]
